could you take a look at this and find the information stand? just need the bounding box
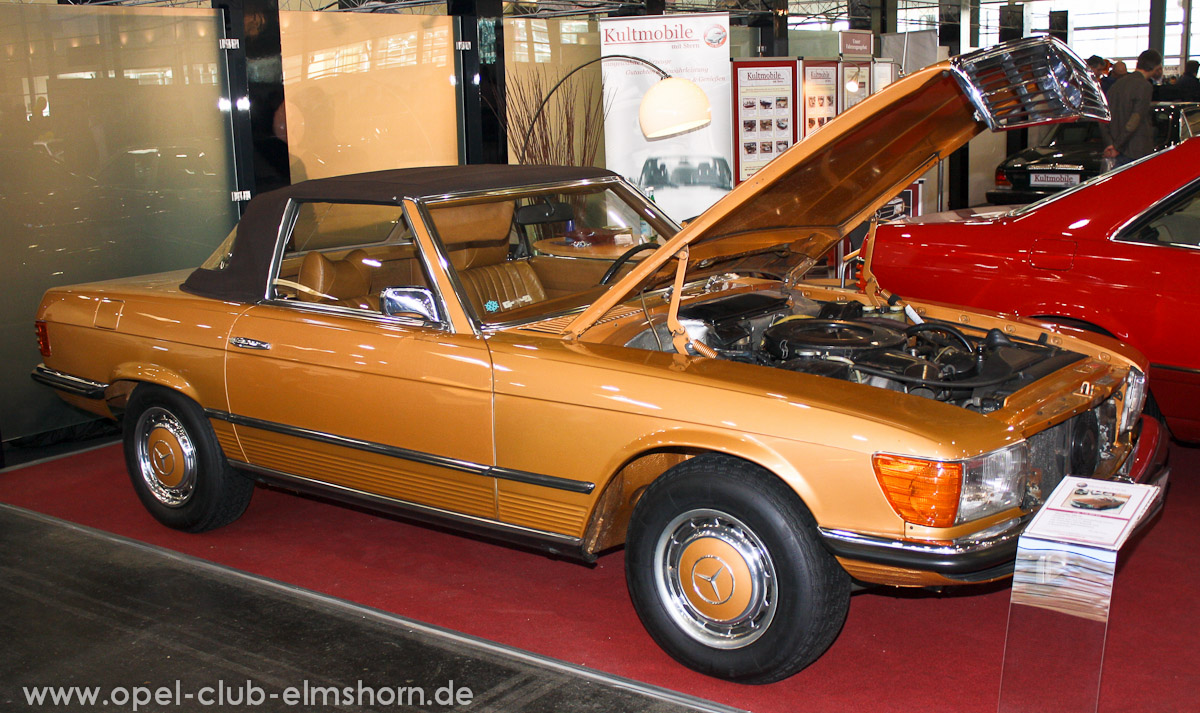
[998,477,1163,713]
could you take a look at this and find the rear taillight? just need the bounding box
[995,167,1010,187]
[35,320,50,357]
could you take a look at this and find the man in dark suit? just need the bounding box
[1177,60,1200,101]
[1101,50,1164,166]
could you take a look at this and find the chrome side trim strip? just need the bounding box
[206,409,595,494]
[30,365,108,399]
[232,461,591,561]
[1150,362,1200,376]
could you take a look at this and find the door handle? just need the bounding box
[230,337,271,350]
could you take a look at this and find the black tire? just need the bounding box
[123,385,253,533]
[625,454,850,683]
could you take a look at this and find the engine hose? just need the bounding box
[848,362,1014,390]
[904,322,974,352]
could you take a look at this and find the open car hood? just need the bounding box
[567,36,1107,337]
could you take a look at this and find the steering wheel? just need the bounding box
[599,242,660,285]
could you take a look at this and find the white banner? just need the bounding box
[600,13,732,222]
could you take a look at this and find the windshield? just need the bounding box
[1044,121,1103,147]
[637,156,733,191]
[421,180,680,326]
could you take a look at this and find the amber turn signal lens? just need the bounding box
[35,320,51,357]
[872,454,962,527]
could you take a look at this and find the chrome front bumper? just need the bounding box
[820,414,1171,582]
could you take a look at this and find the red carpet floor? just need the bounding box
[2,442,1197,713]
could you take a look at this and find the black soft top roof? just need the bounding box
[182,164,615,303]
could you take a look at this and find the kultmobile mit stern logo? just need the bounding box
[704,24,727,48]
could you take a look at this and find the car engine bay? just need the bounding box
[625,289,1086,413]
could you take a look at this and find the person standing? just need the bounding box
[1177,60,1200,101]
[1086,55,1109,85]
[1102,61,1127,94]
[1101,50,1164,166]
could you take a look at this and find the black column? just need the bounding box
[969,0,981,48]
[1150,0,1167,58]
[873,0,899,36]
[940,1,969,208]
[752,0,789,57]
[999,2,1028,157]
[450,0,506,165]
[849,0,871,31]
[1049,11,1069,43]
[998,3,1024,42]
[212,0,287,198]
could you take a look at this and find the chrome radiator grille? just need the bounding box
[950,36,1110,131]
[1027,398,1118,501]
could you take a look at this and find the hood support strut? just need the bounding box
[666,247,717,358]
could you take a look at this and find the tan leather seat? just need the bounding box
[458,262,547,316]
[429,201,546,317]
[297,248,378,310]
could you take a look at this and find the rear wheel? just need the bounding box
[123,385,253,532]
[625,454,850,683]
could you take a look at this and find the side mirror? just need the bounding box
[381,286,441,324]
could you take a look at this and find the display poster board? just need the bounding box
[840,60,871,112]
[802,61,838,138]
[600,13,733,223]
[872,61,897,94]
[1022,477,1160,552]
[896,180,923,219]
[732,59,798,184]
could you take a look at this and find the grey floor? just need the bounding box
[0,504,741,713]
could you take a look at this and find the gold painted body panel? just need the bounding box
[224,303,497,518]
[38,269,248,419]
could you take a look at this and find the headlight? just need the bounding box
[1119,367,1147,434]
[873,442,1030,528]
[956,443,1029,524]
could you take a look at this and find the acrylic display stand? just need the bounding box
[998,477,1162,713]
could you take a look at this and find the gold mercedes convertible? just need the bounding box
[32,38,1168,682]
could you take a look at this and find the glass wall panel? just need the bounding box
[279,11,458,181]
[503,17,603,167]
[0,4,238,444]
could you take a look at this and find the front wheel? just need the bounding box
[625,454,850,683]
[123,385,253,532]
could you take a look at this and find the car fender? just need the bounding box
[608,425,823,507]
[580,424,865,555]
[108,362,202,406]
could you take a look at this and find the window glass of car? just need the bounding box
[1122,182,1200,248]
[199,226,238,271]
[424,182,673,325]
[1184,108,1200,138]
[270,202,436,318]
[1045,121,1102,146]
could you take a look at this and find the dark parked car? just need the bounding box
[987,102,1200,205]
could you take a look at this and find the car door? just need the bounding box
[222,200,497,520]
[1093,181,1200,436]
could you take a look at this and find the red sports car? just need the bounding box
[866,138,1200,442]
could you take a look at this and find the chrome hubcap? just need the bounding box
[135,406,197,507]
[654,508,777,649]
